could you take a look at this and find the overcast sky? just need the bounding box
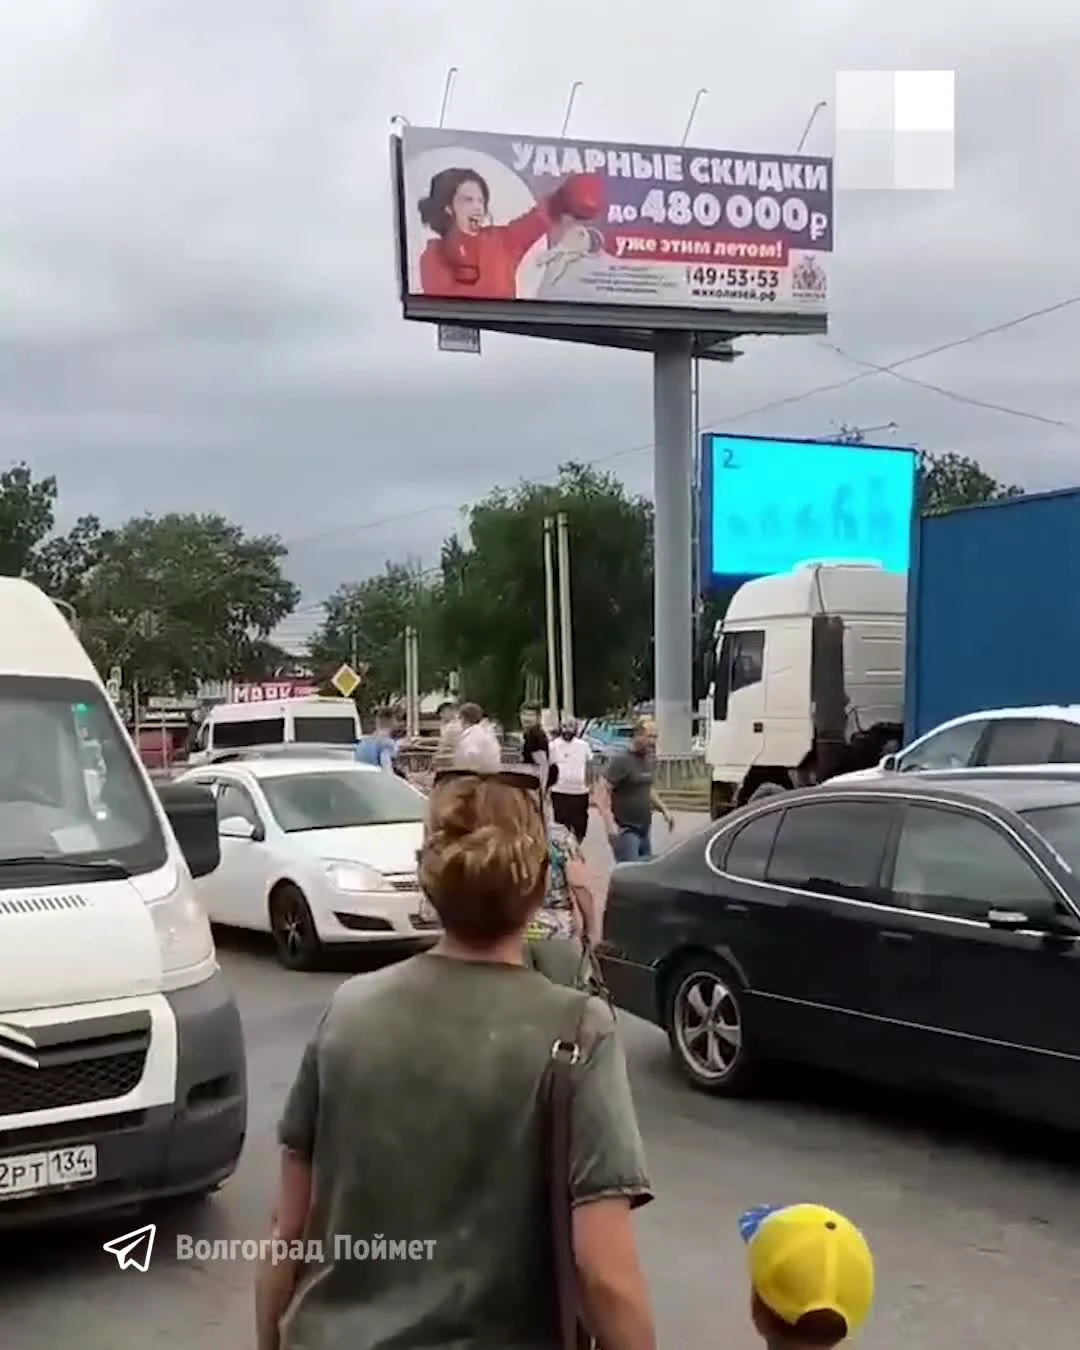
[2,0,1078,648]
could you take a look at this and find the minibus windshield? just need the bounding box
[0,676,167,886]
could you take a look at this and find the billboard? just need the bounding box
[394,127,832,333]
[701,433,918,587]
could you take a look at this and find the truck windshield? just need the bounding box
[0,675,167,886]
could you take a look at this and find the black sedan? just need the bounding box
[598,772,1080,1129]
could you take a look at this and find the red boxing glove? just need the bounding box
[552,172,605,221]
[442,229,481,284]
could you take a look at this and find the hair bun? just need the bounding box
[418,778,550,945]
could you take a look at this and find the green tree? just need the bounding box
[79,513,299,690]
[0,461,114,611]
[436,462,652,723]
[917,450,1022,515]
[0,463,60,577]
[27,513,114,606]
[309,562,442,715]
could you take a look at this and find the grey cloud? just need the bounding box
[0,0,1078,615]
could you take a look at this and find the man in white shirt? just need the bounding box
[548,719,593,842]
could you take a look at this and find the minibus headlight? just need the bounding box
[149,886,216,987]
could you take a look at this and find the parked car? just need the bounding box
[829,705,1080,784]
[177,757,436,969]
[598,772,1080,1131]
[582,719,634,758]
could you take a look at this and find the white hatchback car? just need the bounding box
[830,705,1080,784]
[177,757,436,969]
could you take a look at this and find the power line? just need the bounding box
[820,344,1077,430]
[281,293,1080,553]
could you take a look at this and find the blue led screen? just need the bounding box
[701,432,918,585]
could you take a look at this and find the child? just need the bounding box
[740,1203,875,1348]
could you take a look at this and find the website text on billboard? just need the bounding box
[399,128,833,317]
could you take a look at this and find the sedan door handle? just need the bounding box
[725,902,750,917]
[878,929,914,946]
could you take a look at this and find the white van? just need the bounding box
[188,695,360,765]
[705,563,906,815]
[0,579,246,1226]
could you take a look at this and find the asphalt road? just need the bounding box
[2,812,1080,1348]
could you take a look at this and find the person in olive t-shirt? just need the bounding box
[597,718,674,863]
[255,770,656,1350]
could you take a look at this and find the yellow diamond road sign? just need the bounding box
[331,663,360,698]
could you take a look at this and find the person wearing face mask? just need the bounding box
[548,719,593,844]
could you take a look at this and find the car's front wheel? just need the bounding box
[268,883,322,971]
[665,956,752,1094]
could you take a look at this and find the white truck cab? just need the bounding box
[0,579,245,1226]
[188,694,361,765]
[705,563,906,817]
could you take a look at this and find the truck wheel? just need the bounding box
[709,783,730,820]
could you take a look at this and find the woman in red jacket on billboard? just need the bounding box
[416,166,604,301]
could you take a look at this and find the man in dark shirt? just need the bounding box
[520,704,550,783]
[596,717,673,862]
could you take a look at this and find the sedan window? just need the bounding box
[898,719,986,772]
[1052,722,1080,763]
[260,770,426,832]
[718,809,781,881]
[217,782,261,828]
[765,801,895,900]
[890,805,1057,921]
[1019,803,1080,876]
[979,718,1059,766]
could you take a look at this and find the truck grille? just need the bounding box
[0,1011,151,1115]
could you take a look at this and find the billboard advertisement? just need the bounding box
[395,127,832,328]
[701,434,918,587]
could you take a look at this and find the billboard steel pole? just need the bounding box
[653,333,695,757]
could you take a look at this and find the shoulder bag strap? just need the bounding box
[545,992,595,1350]
[574,935,615,1015]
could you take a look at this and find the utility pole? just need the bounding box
[555,512,574,721]
[542,517,560,722]
[409,626,420,737]
[403,626,421,739]
[681,90,708,738]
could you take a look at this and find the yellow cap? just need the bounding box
[739,1203,874,1337]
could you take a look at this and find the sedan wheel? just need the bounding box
[667,959,751,1093]
[269,884,322,971]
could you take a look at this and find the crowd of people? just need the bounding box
[277,708,879,1349]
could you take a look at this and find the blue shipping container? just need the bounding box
[906,486,1080,739]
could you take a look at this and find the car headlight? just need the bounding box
[149,884,216,990]
[324,860,390,893]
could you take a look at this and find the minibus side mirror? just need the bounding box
[156,781,221,878]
